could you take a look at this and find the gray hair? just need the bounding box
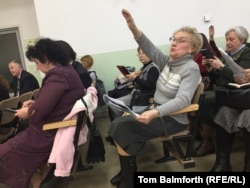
[8,60,22,68]
[225,26,249,44]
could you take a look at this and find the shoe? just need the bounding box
[106,135,112,142]
[110,171,121,185]
[210,164,232,172]
[40,176,73,188]
[192,141,215,156]
[154,156,175,164]
[76,165,93,172]
[106,135,115,146]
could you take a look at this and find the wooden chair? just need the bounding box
[150,82,205,169]
[42,111,86,177]
[18,91,33,108]
[32,88,40,100]
[39,110,87,188]
[0,96,20,143]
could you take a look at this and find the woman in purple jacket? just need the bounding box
[0,38,85,188]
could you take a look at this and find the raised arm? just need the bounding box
[121,9,142,40]
[209,25,221,58]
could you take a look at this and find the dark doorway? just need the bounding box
[0,27,25,84]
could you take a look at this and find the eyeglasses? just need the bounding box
[136,53,145,57]
[169,36,191,44]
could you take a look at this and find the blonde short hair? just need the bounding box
[173,26,203,56]
[80,55,93,69]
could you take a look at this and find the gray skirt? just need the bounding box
[214,106,250,133]
[109,115,188,156]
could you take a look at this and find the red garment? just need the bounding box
[0,65,85,188]
[194,40,221,77]
[193,52,208,77]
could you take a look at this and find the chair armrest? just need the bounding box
[169,104,199,115]
[43,119,77,130]
[123,104,199,117]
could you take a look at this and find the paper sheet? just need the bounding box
[219,48,245,78]
[103,94,139,117]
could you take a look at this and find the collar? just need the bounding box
[230,44,246,55]
[141,61,153,70]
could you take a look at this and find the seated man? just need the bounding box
[8,60,40,97]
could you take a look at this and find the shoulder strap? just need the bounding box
[73,97,90,151]
[80,98,94,130]
[73,110,85,152]
[81,98,89,115]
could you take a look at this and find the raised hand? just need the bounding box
[209,25,215,41]
[121,9,142,39]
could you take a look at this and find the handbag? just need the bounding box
[215,86,250,109]
[81,98,105,163]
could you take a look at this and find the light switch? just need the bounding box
[204,14,211,22]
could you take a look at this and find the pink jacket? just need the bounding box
[48,86,98,176]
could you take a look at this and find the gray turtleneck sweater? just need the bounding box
[137,33,201,124]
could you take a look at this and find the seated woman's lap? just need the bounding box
[109,115,188,156]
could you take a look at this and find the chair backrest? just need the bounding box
[18,91,33,108]
[189,82,204,116]
[32,88,40,100]
[192,82,204,104]
[40,110,88,185]
[150,82,206,169]
[0,96,19,125]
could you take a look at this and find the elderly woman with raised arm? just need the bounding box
[108,9,202,188]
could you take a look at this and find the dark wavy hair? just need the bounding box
[26,38,71,66]
[56,40,77,61]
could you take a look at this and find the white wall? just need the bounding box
[34,0,250,55]
[0,0,39,40]
[0,0,42,84]
[1,0,250,92]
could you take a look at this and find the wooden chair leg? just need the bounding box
[154,141,176,163]
[166,140,195,169]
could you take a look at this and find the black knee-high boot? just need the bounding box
[210,125,234,172]
[242,129,250,172]
[117,155,137,188]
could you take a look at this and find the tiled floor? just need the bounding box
[69,109,245,188]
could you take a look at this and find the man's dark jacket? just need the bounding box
[12,70,40,96]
